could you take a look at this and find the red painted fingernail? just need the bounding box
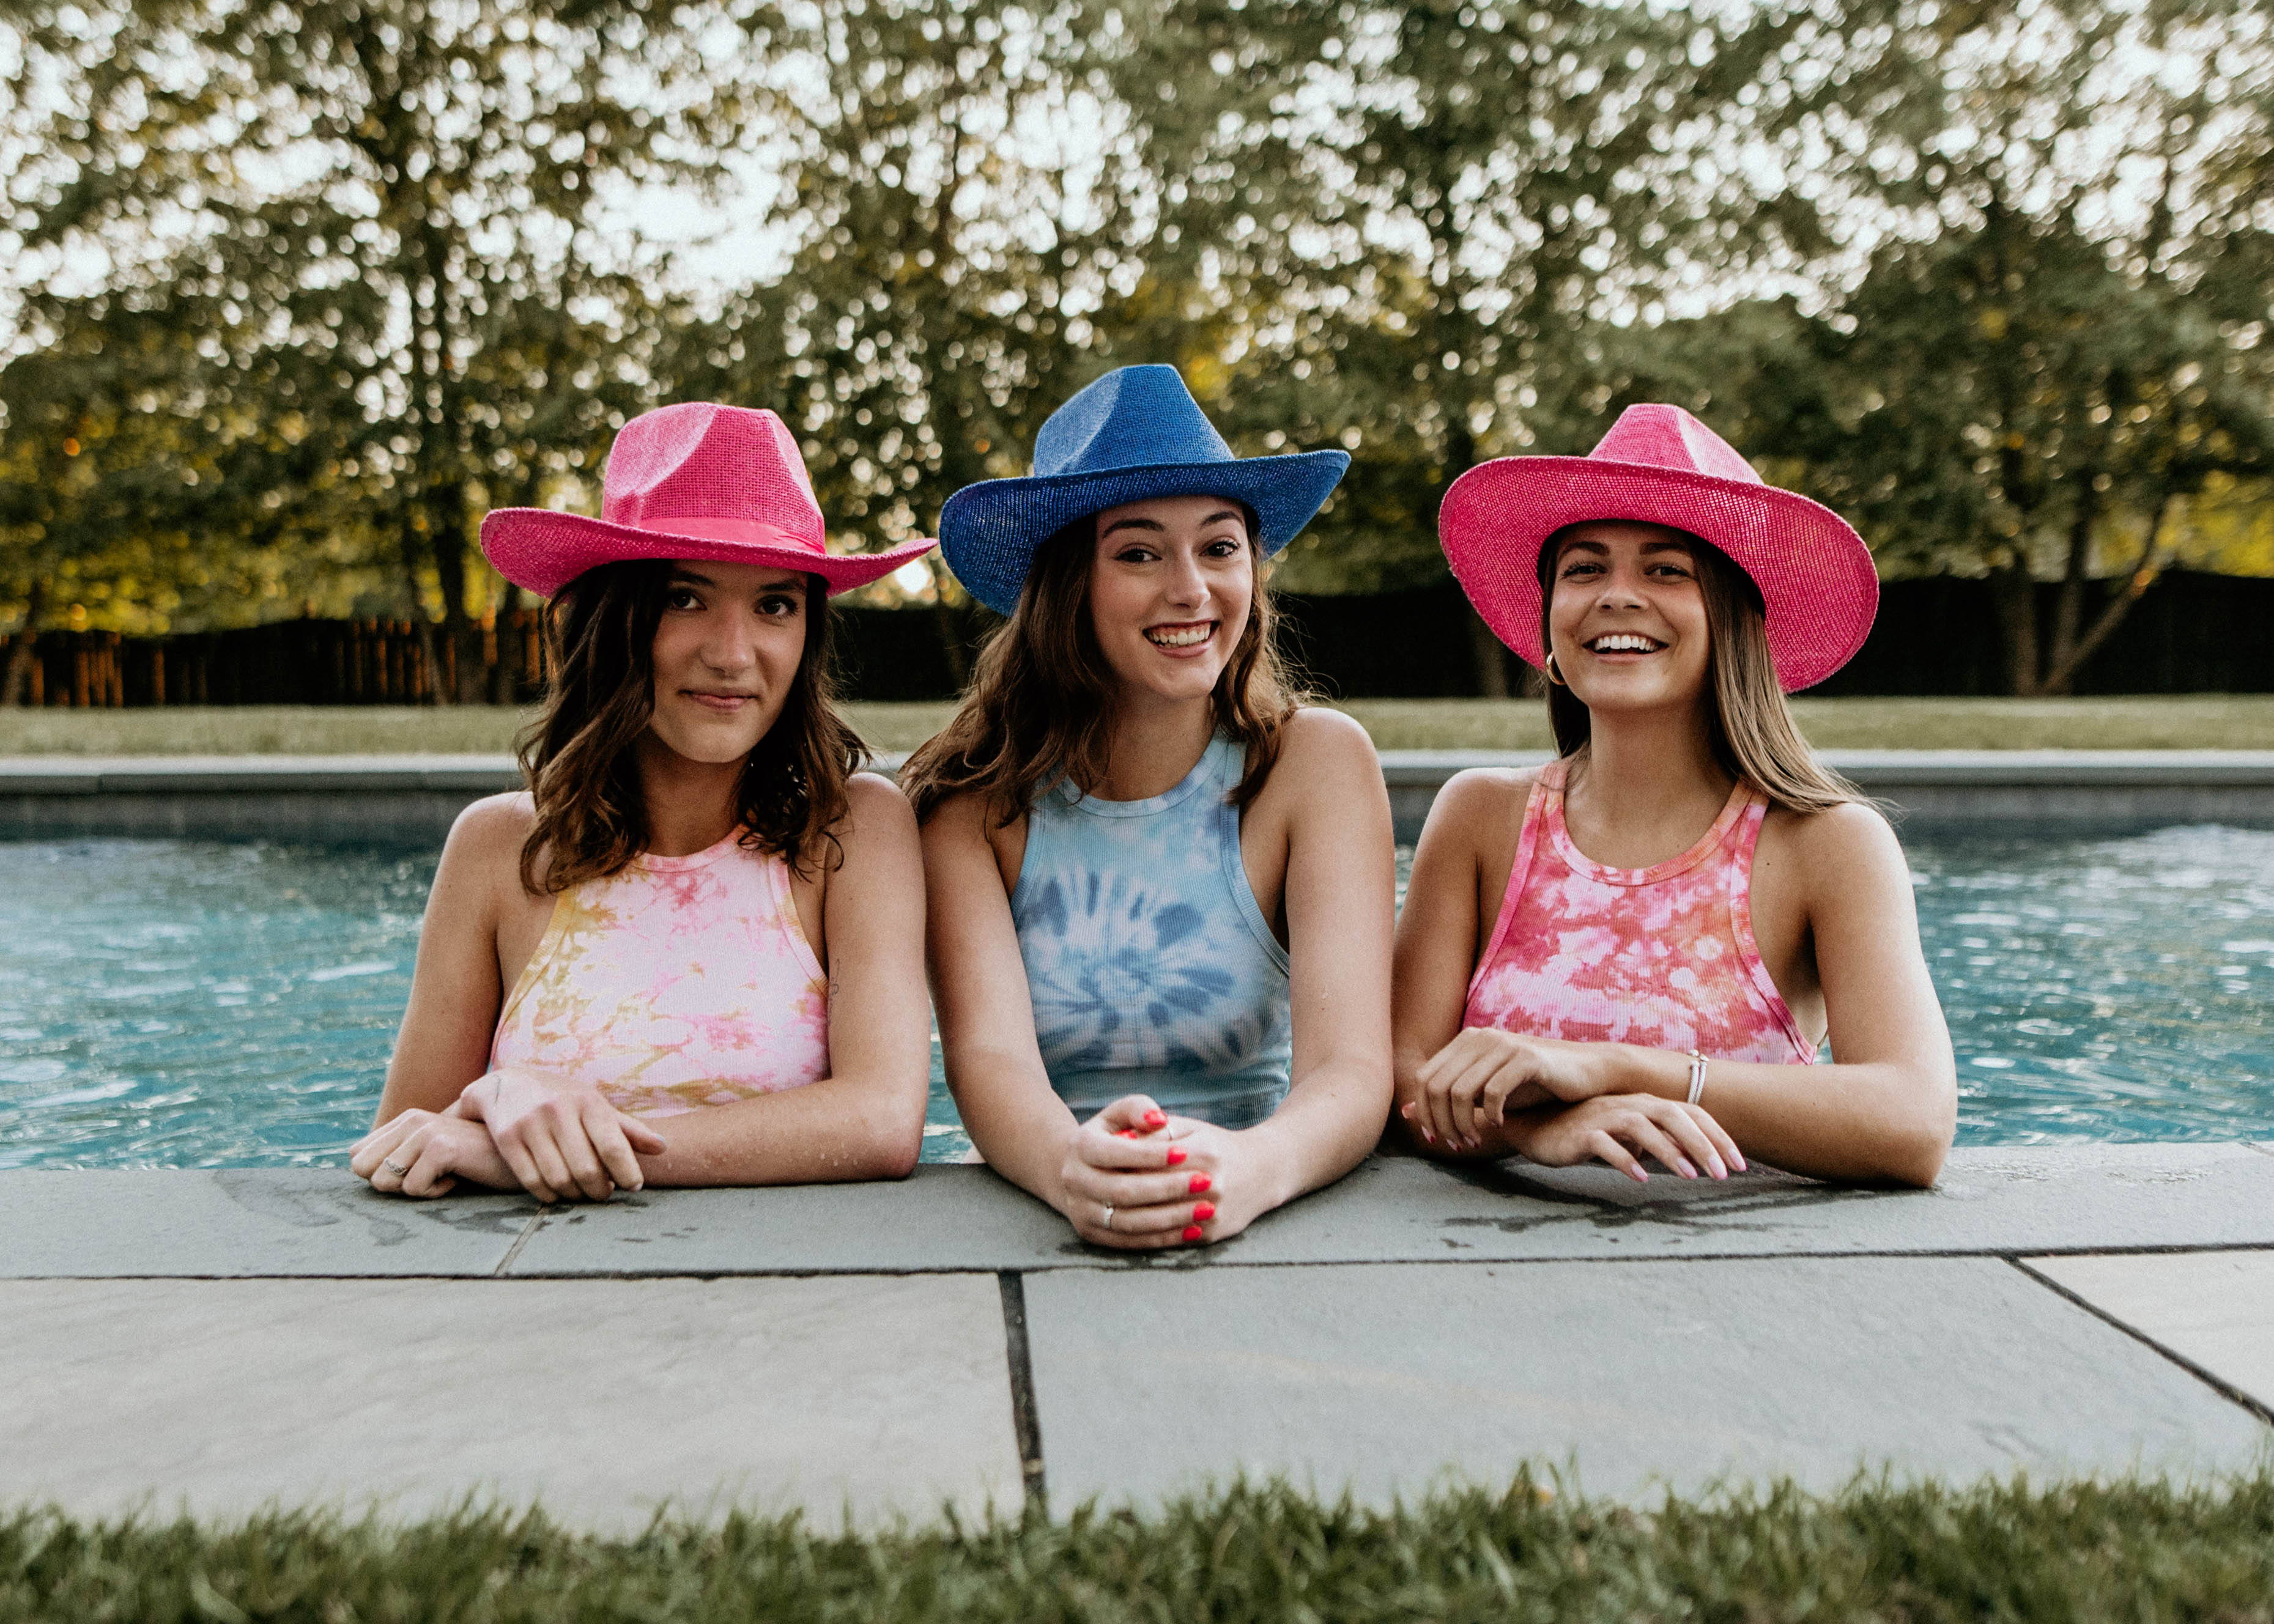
[1182,1225,1204,1241]
[1116,1129,1138,1139]
[1188,1173,1212,1194]
[1166,1146,1187,1165]
[1143,1110,1168,1128]
[1192,1202,1216,1220]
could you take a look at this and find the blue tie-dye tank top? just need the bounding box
[1011,734,1293,1129]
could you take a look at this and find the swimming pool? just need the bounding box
[2,824,2268,1169]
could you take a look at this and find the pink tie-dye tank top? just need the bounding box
[1462,758,1817,1064]
[489,830,831,1118]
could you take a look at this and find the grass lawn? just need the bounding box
[4,1475,2270,1622]
[2,695,2273,756]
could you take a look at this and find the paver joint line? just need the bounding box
[494,1210,548,1277]
[998,1271,1048,1516]
[2005,1256,2274,1430]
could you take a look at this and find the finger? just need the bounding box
[1076,1168,1214,1209]
[493,1132,557,1205]
[1414,1029,1484,1092]
[1070,1211,1188,1252]
[583,1109,649,1194]
[1092,1095,1169,1136]
[557,1126,615,1203]
[1073,1122,1190,1171]
[1588,1129,1649,1183]
[401,1140,457,1200]
[1095,1194,1218,1236]
[1684,1104,1746,1175]
[1439,1053,1499,1148]
[1657,1105,1729,1180]
[1619,1115,1698,1179]
[617,1112,668,1156]
[530,1119,605,1202]
[349,1115,421,1179]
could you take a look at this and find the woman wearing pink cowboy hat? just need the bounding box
[902,364,1396,1251]
[1394,405,1956,1187]
[351,403,938,1200]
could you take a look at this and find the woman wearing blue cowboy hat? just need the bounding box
[902,366,1396,1252]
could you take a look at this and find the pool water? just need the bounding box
[2,825,2268,1168]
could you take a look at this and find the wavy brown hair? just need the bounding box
[515,559,867,893]
[1538,525,1864,816]
[901,511,1305,824]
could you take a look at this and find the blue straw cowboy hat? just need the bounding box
[938,365,1350,616]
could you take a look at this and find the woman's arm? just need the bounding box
[1217,707,1396,1219]
[466,773,933,1195]
[1390,769,1511,1153]
[1407,803,1956,1187]
[921,788,1089,1207]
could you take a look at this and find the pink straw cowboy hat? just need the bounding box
[480,402,935,597]
[1437,405,1879,692]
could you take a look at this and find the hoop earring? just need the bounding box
[1544,652,1566,687]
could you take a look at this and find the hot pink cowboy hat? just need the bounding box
[480,402,935,597]
[1437,405,1878,692]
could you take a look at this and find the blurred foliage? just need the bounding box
[4,0,2274,694]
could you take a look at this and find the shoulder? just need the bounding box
[917,781,1007,846]
[1765,798,1908,890]
[1265,705,1380,784]
[1426,764,1541,825]
[828,770,919,852]
[443,790,536,864]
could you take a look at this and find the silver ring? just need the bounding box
[383,1159,410,1178]
[1102,1202,1114,1233]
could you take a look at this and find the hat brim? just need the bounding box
[480,509,937,599]
[938,450,1351,616]
[1437,457,1880,693]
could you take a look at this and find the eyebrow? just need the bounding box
[1559,539,1691,558]
[1100,509,1245,539]
[666,569,807,591]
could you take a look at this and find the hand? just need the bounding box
[1409,1028,1611,1150]
[1057,1095,1233,1251]
[1509,1094,1745,1184]
[350,1104,517,1199]
[458,1068,668,1203]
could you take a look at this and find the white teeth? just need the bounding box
[1590,633,1661,652]
[1146,624,1212,648]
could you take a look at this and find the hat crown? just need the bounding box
[599,403,825,548]
[1591,404,1762,486]
[1033,365,1235,478]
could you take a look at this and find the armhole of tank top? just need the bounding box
[1005,799,1042,917]
[1724,794,1820,1063]
[1220,791,1292,977]
[764,849,829,987]
[1462,773,1550,1011]
[491,887,572,1059]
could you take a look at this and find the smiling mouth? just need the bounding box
[1145,621,1216,649]
[1586,633,1665,654]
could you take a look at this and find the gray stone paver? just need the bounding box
[1,1170,535,1277]
[2023,1249,2274,1414]
[1022,1256,2272,1509]
[503,1163,1072,1275]
[0,1275,1021,1529]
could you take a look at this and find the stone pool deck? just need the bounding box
[3,1145,2270,1530]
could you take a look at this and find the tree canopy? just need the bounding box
[5,0,2272,696]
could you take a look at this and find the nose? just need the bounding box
[1599,561,1648,610]
[698,605,760,673]
[1163,547,1209,610]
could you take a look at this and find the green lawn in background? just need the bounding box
[4,1475,2270,1622]
[2,695,2273,755]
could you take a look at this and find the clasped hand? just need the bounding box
[353,1069,667,1202]
[1403,1028,1743,1183]
[1057,1095,1247,1251]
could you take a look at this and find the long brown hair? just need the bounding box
[900,511,1305,824]
[1538,526,1862,816]
[515,559,867,893]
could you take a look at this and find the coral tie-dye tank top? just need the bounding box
[489,830,831,1118]
[1462,758,1816,1064]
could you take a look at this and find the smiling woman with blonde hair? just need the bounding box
[903,366,1396,1251]
[351,404,936,1200]
[1394,405,1956,1187]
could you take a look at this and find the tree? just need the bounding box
[9,0,727,699]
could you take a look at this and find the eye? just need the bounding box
[1112,544,1160,564]
[1648,561,1695,579]
[1559,559,1603,579]
[757,593,802,618]
[1202,534,1246,558]
[664,586,703,610]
